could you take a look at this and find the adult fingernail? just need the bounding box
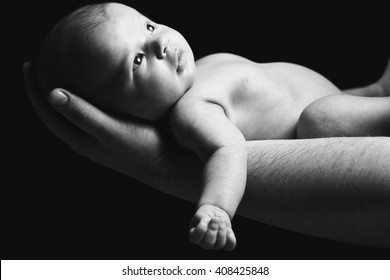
[49,90,68,107]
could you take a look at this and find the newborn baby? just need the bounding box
[37,2,390,250]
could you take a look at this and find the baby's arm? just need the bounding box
[170,99,247,250]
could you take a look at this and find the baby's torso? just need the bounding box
[183,53,341,140]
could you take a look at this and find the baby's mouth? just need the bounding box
[176,50,187,73]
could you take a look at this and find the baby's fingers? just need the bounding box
[189,218,210,245]
[214,221,227,250]
[201,218,219,249]
[225,228,237,251]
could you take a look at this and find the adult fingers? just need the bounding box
[47,88,123,145]
[47,86,163,154]
[24,62,101,154]
[25,62,163,162]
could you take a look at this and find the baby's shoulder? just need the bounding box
[170,94,224,129]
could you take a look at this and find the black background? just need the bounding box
[5,0,390,259]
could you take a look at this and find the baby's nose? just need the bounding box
[152,36,169,59]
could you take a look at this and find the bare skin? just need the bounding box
[169,53,342,250]
[34,3,390,250]
[24,62,390,248]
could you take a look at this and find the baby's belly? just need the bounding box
[234,103,302,140]
[230,78,340,140]
[203,60,342,140]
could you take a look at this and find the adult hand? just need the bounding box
[24,61,390,248]
[24,62,202,201]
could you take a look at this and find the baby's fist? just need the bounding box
[189,204,236,250]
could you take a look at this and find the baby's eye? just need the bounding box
[133,54,144,71]
[146,23,155,34]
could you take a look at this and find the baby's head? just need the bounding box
[37,2,196,120]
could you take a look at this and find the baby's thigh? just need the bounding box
[297,95,390,138]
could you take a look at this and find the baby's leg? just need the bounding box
[343,57,390,97]
[297,95,390,138]
[297,58,390,138]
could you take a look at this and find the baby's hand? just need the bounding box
[189,204,236,250]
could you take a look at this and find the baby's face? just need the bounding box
[88,3,196,120]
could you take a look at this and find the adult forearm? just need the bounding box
[150,137,390,247]
[240,137,390,247]
[24,63,389,247]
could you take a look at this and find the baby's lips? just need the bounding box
[176,50,187,73]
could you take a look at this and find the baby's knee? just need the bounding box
[297,98,336,139]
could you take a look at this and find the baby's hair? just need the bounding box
[61,3,109,36]
[36,2,111,98]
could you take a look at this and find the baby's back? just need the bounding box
[187,53,341,140]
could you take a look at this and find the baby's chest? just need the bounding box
[194,66,276,117]
[190,68,296,140]
[194,63,261,104]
